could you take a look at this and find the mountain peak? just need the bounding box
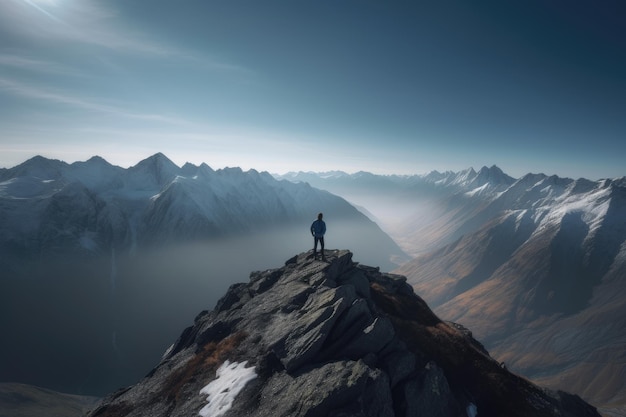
[473,165,515,187]
[180,162,199,176]
[91,250,599,417]
[138,152,178,168]
[127,153,180,189]
[6,155,68,180]
[84,155,110,165]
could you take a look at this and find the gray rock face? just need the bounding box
[89,250,600,417]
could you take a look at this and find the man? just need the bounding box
[310,212,326,260]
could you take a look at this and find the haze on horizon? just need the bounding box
[1,0,625,180]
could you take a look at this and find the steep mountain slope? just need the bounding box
[0,154,407,397]
[89,250,600,417]
[395,176,626,415]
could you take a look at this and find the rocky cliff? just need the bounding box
[89,250,600,417]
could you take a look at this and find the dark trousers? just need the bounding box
[314,236,324,256]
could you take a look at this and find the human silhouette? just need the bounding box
[310,212,326,260]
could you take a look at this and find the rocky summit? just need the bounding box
[89,250,600,417]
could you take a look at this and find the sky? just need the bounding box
[0,0,624,180]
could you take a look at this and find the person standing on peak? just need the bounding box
[310,212,326,260]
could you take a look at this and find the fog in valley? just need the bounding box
[304,185,453,257]
[0,220,404,396]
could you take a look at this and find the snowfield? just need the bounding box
[199,360,257,417]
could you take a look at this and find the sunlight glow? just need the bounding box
[21,0,62,21]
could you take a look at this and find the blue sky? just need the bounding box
[1,0,624,179]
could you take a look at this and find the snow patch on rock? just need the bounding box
[199,360,257,417]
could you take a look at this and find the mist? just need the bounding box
[0,220,404,396]
[331,191,449,256]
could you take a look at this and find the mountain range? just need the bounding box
[0,153,405,260]
[0,154,406,396]
[279,167,626,416]
[2,156,624,415]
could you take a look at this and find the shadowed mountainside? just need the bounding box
[396,178,626,416]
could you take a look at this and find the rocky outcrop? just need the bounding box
[89,250,600,417]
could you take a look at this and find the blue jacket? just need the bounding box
[311,219,326,237]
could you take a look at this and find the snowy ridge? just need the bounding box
[394,172,626,414]
[0,154,343,250]
[485,174,618,245]
[276,164,515,197]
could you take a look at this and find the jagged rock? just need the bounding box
[88,250,600,417]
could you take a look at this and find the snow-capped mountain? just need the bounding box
[0,153,405,263]
[277,165,515,194]
[397,174,625,311]
[395,175,626,416]
[0,154,407,396]
[279,167,626,415]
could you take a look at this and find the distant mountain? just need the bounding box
[0,153,406,260]
[90,250,600,417]
[276,165,516,255]
[277,165,515,193]
[0,154,407,396]
[279,168,626,415]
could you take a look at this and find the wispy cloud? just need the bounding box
[19,0,65,23]
[0,54,86,77]
[0,76,190,126]
[0,0,251,76]
[1,0,166,54]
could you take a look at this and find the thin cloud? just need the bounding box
[0,0,251,76]
[0,0,168,54]
[0,54,86,77]
[19,0,65,23]
[0,77,190,126]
